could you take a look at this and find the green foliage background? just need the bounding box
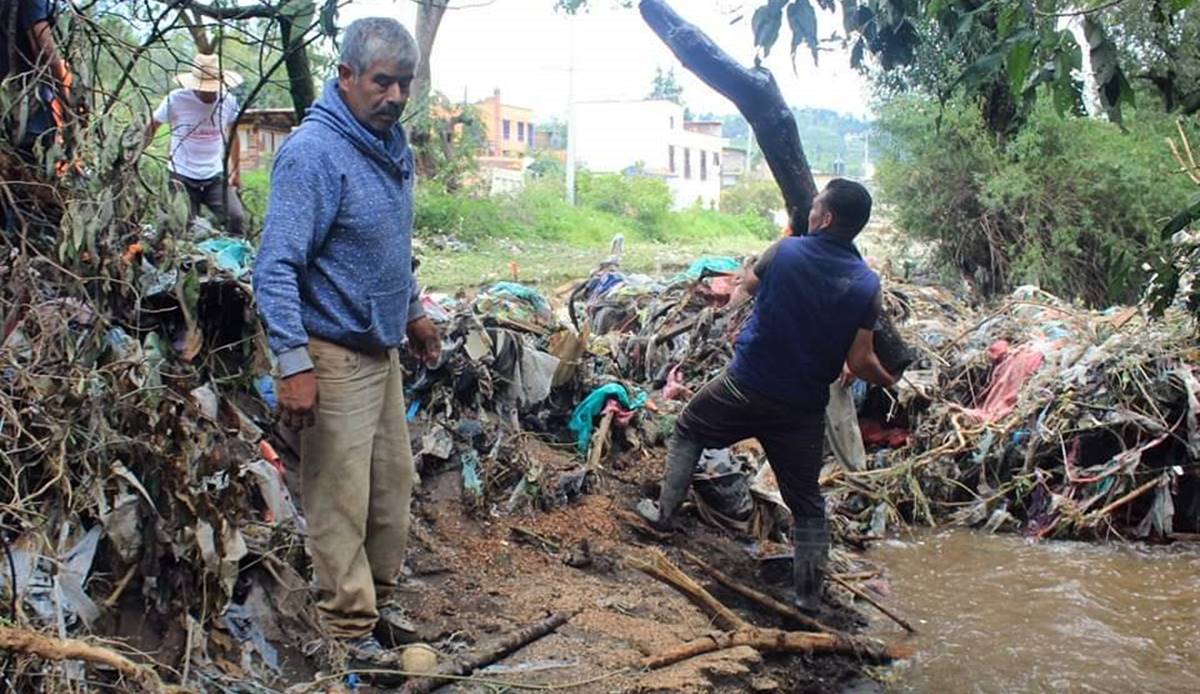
[876,96,1198,305]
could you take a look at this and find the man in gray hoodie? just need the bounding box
[253,18,439,662]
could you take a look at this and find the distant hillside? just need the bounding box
[701,108,873,178]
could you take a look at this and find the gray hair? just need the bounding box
[339,18,418,74]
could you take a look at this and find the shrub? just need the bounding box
[575,170,673,239]
[876,97,1197,305]
[719,178,785,223]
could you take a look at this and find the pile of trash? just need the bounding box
[830,283,1200,541]
[2,192,314,688]
[4,178,1198,689]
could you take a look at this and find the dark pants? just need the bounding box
[171,172,245,236]
[676,371,826,520]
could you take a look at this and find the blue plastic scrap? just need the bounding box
[486,282,552,314]
[670,256,741,283]
[568,383,649,452]
[197,237,255,278]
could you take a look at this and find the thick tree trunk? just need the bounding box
[413,2,448,108]
[278,14,316,121]
[638,0,818,233]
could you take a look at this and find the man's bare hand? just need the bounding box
[407,316,441,366]
[839,364,857,388]
[278,370,318,429]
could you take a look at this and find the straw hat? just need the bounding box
[176,53,244,92]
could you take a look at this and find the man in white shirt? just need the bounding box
[145,53,245,235]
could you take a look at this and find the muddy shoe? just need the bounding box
[376,604,420,647]
[343,634,396,666]
[635,498,673,531]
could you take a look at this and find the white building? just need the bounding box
[573,100,726,210]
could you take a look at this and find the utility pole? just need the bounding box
[565,13,578,205]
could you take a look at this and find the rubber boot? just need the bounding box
[636,433,704,530]
[791,516,829,615]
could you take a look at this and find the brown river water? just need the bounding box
[866,529,1200,693]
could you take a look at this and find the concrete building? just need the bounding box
[475,88,535,158]
[573,100,726,209]
[235,108,297,171]
[720,146,749,187]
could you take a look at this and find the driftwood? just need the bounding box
[0,626,164,692]
[680,550,839,635]
[829,574,917,634]
[639,0,818,232]
[400,611,574,694]
[629,549,747,631]
[641,627,913,670]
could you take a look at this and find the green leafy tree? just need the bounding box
[649,66,685,104]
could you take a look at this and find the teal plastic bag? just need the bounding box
[198,238,255,279]
[670,256,740,284]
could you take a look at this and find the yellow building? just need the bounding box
[475,88,535,158]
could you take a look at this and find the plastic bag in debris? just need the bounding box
[670,256,741,283]
[476,282,555,330]
[568,383,649,452]
[692,448,754,524]
[460,449,484,500]
[223,582,283,677]
[508,340,560,406]
[420,424,455,460]
[197,237,255,279]
[3,526,103,629]
[243,459,304,530]
[195,520,248,602]
[826,383,867,472]
[1136,475,1176,538]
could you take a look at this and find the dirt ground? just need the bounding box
[363,439,892,693]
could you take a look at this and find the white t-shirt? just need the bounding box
[153,89,239,180]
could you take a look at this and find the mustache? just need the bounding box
[373,103,404,118]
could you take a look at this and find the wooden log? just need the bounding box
[629,549,747,631]
[0,626,164,692]
[639,0,818,232]
[680,550,839,635]
[399,612,574,694]
[829,575,917,634]
[642,627,912,670]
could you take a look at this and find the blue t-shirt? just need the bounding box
[729,233,881,411]
[0,0,55,79]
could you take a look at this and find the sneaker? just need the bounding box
[376,604,420,647]
[343,634,395,665]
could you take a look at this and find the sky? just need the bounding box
[338,0,874,122]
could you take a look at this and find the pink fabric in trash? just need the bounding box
[662,364,693,401]
[962,344,1044,423]
[601,399,637,427]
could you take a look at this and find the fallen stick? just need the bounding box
[586,411,614,470]
[629,549,747,631]
[400,611,574,694]
[829,575,917,634]
[1089,476,1162,522]
[680,550,839,635]
[831,571,881,582]
[0,626,164,692]
[103,565,139,609]
[642,627,912,670]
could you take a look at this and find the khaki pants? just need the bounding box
[301,338,415,638]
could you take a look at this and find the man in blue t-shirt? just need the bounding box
[1,0,71,149]
[637,178,896,614]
